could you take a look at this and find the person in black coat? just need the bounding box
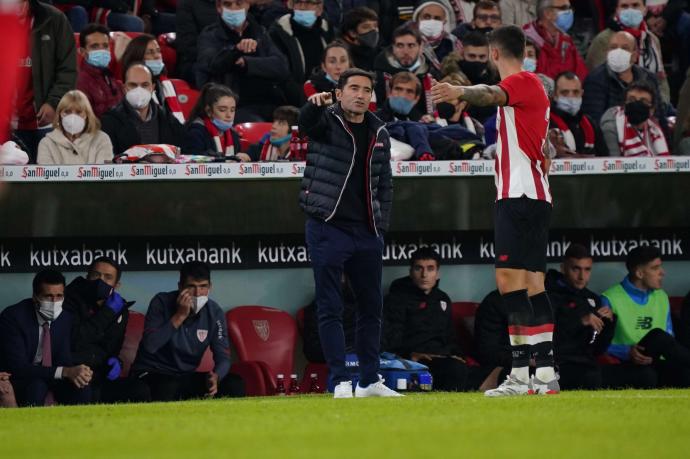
[64,257,144,403]
[546,244,615,390]
[182,83,245,160]
[474,290,511,382]
[195,0,292,122]
[176,0,221,85]
[101,63,184,156]
[382,248,468,391]
[0,270,92,406]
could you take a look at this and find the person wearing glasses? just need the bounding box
[453,0,503,40]
[522,0,588,82]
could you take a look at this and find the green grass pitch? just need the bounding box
[1,390,689,459]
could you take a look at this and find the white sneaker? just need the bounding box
[484,374,530,397]
[530,374,560,395]
[355,376,404,398]
[333,381,353,399]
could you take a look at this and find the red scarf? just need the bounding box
[550,112,595,151]
[203,117,235,157]
[614,107,668,157]
[159,76,185,124]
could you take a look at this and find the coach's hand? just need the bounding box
[172,288,193,327]
[582,313,604,333]
[430,82,464,104]
[63,365,93,388]
[630,345,653,365]
[206,371,219,397]
[308,92,333,107]
[597,307,614,321]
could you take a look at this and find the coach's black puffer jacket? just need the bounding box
[298,102,393,235]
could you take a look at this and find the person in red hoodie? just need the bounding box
[522,0,587,82]
[76,23,124,119]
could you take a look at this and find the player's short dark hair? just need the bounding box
[88,256,122,282]
[341,7,378,37]
[33,269,66,295]
[180,261,211,284]
[462,31,489,48]
[338,68,375,90]
[80,23,111,49]
[410,247,441,268]
[626,246,662,275]
[564,243,591,261]
[272,105,299,127]
[474,0,501,16]
[488,25,526,60]
[390,71,422,96]
[392,24,422,45]
[625,80,657,106]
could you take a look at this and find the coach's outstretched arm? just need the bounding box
[430,83,508,107]
[299,92,333,140]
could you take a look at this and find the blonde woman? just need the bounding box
[37,90,113,165]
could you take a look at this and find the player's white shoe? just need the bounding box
[484,374,530,397]
[355,376,404,398]
[530,375,560,395]
[333,381,353,398]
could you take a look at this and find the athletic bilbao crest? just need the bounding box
[440,301,447,312]
[253,320,270,341]
[197,329,208,342]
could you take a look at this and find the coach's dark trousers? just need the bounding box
[306,218,384,389]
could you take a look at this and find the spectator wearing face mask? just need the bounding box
[453,0,502,40]
[586,0,669,104]
[0,270,93,407]
[549,72,606,156]
[101,63,183,156]
[37,90,113,165]
[304,41,351,98]
[76,24,124,119]
[129,262,245,402]
[522,0,588,81]
[600,80,669,156]
[413,0,462,71]
[582,31,665,125]
[339,6,380,71]
[248,105,300,161]
[182,83,249,161]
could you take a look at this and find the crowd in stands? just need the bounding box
[2,0,690,165]
[1,245,690,407]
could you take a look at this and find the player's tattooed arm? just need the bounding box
[459,85,508,107]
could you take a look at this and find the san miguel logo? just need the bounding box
[602,159,641,172]
[290,163,306,176]
[21,166,62,180]
[395,161,434,175]
[184,164,224,177]
[238,163,283,176]
[550,160,587,174]
[130,164,174,178]
[76,166,118,180]
[654,158,690,172]
[447,161,488,175]
[252,320,270,341]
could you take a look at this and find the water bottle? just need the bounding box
[288,374,300,395]
[309,373,321,393]
[276,374,286,396]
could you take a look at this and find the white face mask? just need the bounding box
[38,300,63,321]
[61,113,86,135]
[126,86,153,109]
[192,296,208,314]
[418,19,444,39]
[607,48,633,73]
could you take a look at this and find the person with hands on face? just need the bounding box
[602,246,690,388]
[0,270,93,406]
[382,248,470,391]
[130,262,244,401]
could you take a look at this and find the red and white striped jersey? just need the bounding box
[495,71,552,203]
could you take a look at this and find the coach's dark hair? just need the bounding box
[488,25,526,60]
[624,80,657,106]
[180,261,211,284]
[410,247,441,268]
[626,246,662,275]
[564,243,591,261]
[89,256,122,283]
[79,23,111,49]
[33,270,66,295]
[338,68,376,90]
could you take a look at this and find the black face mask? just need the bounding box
[358,30,379,49]
[90,278,113,301]
[625,100,651,125]
[459,60,488,83]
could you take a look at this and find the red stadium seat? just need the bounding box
[451,302,479,362]
[226,306,298,395]
[170,79,199,120]
[119,311,145,377]
[234,122,272,153]
[158,33,177,76]
[294,306,328,393]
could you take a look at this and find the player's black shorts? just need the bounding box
[494,197,552,272]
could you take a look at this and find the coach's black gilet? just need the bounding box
[298,101,393,236]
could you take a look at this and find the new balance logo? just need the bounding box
[636,317,653,330]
